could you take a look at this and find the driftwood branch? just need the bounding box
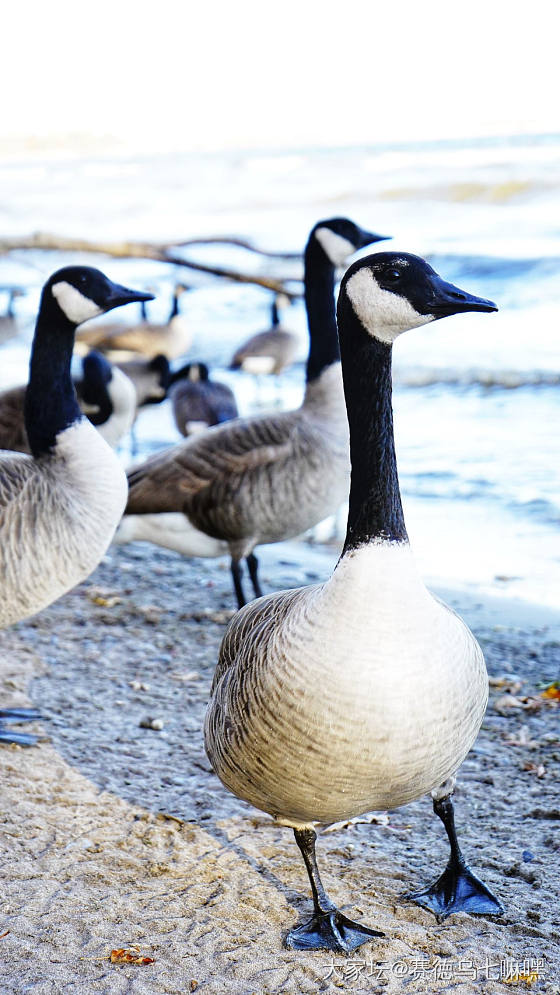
[0,233,303,298]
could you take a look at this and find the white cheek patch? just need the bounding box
[314,228,356,266]
[51,281,102,325]
[345,269,435,344]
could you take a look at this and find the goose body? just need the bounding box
[77,283,190,360]
[0,266,153,630]
[169,361,238,437]
[205,251,502,949]
[124,218,387,605]
[207,543,487,825]
[230,296,298,376]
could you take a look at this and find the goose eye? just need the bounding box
[384,269,401,283]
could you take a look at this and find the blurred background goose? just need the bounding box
[76,281,190,359]
[0,351,138,453]
[230,294,298,377]
[76,350,137,448]
[122,217,388,606]
[0,286,24,344]
[169,361,238,437]
[205,251,502,952]
[0,266,153,744]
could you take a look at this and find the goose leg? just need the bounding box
[230,559,247,609]
[407,788,504,918]
[246,552,263,600]
[285,827,383,953]
[0,708,41,746]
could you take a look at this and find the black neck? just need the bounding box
[337,294,408,553]
[24,292,82,457]
[304,237,340,383]
[271,300,279,327]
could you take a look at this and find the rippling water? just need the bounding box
[0,133,558,608]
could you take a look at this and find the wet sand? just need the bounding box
[1,540,559,993]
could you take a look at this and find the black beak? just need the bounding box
[358,227,391,249]
[104,282,155,312]
[428,276,498,318]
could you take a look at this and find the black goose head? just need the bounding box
[79,351,113,424]
[44,266,155,328]
[311,217,390,267]
[82,350,112,393]
[340,251,498,345]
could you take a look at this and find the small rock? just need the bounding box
[139,716,165,731]
[522,849,535,862]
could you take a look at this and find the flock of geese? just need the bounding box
[0,217,506,953]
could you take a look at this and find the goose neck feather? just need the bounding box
[304,235,339,383]
[24,294,81,457]
[337,291,407,551]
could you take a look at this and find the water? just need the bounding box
[0,133,558,609]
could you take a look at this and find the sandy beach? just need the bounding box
[1,539,559,994]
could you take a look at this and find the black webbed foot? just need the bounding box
[285,908,384,952]
[407,793,504,919]
[407,858,505,919]
[0,708,42,747]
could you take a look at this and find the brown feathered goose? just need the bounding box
[123,218,388,606]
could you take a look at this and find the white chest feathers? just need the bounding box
[208,541,488,826]
[0,419,127,627]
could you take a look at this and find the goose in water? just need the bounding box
[169,361,238,437]
[204,251,503,952]
[0,266,153,745]
[123,218,388,606]
[0,351,137,453]
[77,282,190,360]
[230,294,299,377]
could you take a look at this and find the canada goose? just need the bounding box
[76,282,190,359]
[0,286,24,344]
[124,218,388,606]
[0,266,153,744]
[0,352,138,454]
[230,294,299,376]
[204,251,503,952]
[116,354,170,408]
[76,351,137,448]
[168,361,238,437]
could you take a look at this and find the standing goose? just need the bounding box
[124,218,387,606]
[0,266,153,744]
[169,361,239,437]
[230,294,299,376]
[77,282,190,360]
[204,251,503,952]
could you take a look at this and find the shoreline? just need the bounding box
[1,539,559,993]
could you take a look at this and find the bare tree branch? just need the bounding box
[0,232,303,298]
